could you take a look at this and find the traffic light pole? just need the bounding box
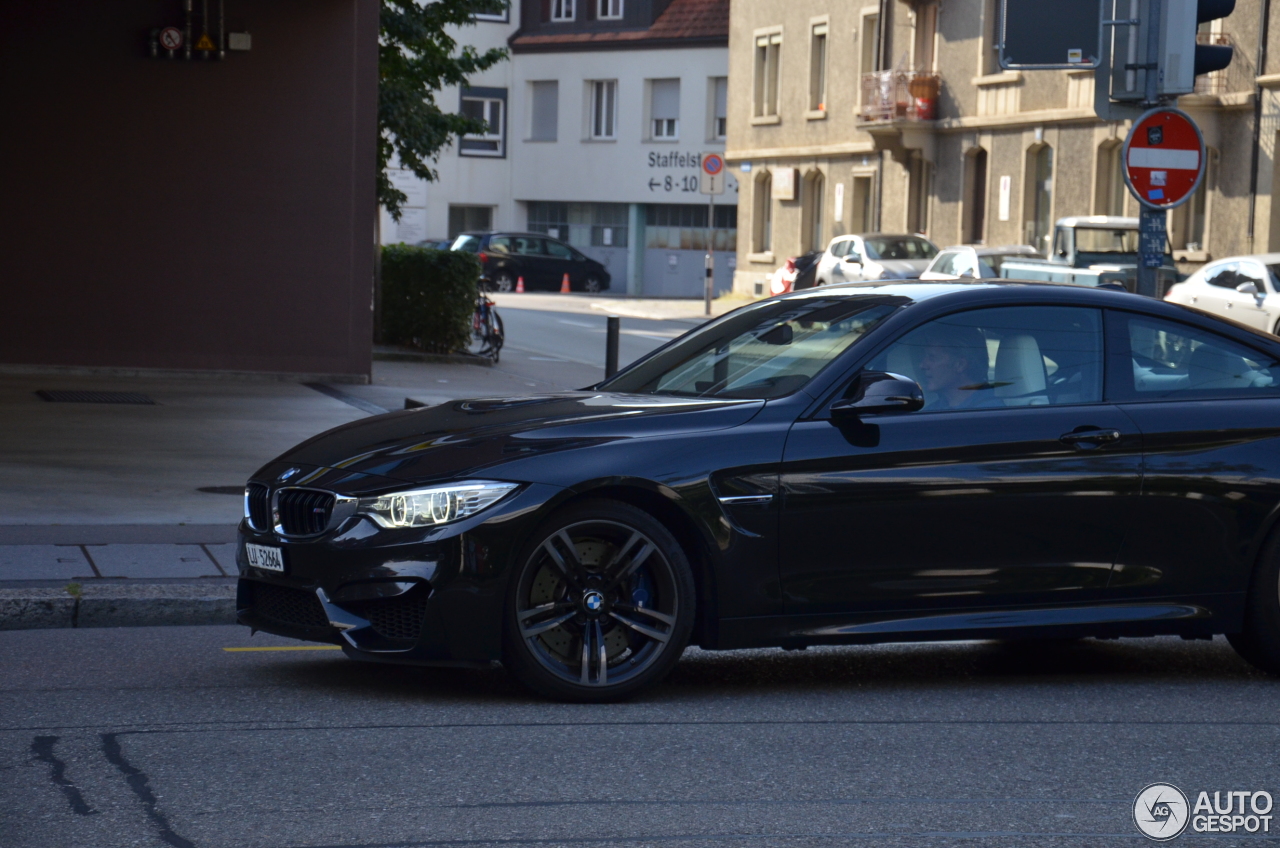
[1135,0,1166,299]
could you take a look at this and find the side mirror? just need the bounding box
[831,371,925,422]
[845,253,862,264]
[1237,281,1260,296]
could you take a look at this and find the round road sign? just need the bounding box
[1122,108,1205,210]
[701,153,724,177]
[159,26,184,51]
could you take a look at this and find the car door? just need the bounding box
[836,238,866,282]
[543,238,577,288]
[778,304,1143,622]
[1106,309,1280,602]
[1193,262,1238,318]
[1224,261,1273,332]
[513,236,551,288]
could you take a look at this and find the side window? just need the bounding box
[545,240,573,259]
[866,306,1103,411]
[1236,263,1267,292]
[1112,313,1280,400]
[513,237,545,256]
[1204,263,1238,288]
[828,240,847,258]
[488,237,511,254]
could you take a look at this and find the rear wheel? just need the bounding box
[503,500,695,702]
[584,275,602,293]
[1227,531,1280,675]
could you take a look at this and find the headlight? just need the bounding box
[356,480,518,529]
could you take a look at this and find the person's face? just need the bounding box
[917,343,969,393]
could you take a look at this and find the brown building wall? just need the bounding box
[0,0,377,379]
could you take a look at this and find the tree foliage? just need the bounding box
[379,0,509,219]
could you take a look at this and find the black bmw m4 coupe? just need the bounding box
[238,281,1280,701]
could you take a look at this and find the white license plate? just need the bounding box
[245,543,285,572]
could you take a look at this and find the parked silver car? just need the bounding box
[814,234,939,286]
[1165,254,1280,334]
[920,245,1039,280]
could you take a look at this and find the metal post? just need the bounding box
[1134,0,1166,298]
[704,193,714,316]
[605,316,620,378]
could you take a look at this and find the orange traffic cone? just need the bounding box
[515,276,525,293]
[560,273,571,294]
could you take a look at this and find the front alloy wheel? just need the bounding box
[504,501,694,701]
[493,271,515,293]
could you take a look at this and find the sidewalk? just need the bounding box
[489,291,754,322]
[0,357,582,630]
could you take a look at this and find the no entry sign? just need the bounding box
[1123,108,1205,210]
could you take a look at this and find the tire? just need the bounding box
[502,499,696,702]
[1228,530,1280,675]
[493,271,515,293]
[487,311,504,363]
[584,275,602,294]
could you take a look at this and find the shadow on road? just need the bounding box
[232,636,1271,705]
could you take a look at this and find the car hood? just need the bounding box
[266,392,766,487]
[871,259,930,278]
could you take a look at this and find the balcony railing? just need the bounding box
[859,70,942,123]
[1193,32,1251,96]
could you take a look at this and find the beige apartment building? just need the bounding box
[726,0,1280,296]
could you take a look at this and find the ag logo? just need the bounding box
[1134,783,1190,841]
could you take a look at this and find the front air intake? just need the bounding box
[275,488,335,536]
[246,483,272,531]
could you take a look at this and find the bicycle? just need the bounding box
[470,278,505,362]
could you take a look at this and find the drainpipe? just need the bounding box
[218,0,226,59]
[183,0,192,60]
[1247,0,1271,252]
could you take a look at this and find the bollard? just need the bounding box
[605,316,620,378]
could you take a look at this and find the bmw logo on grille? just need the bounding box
[583,591,604,612]
[278,467,300,482]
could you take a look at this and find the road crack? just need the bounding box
[29,735,97,816]
[101,732,195,848]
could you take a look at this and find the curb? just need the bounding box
[0,583,237,631]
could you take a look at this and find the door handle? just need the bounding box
[1059,428,1122,446]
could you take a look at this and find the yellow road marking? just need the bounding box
[223,645,342,652]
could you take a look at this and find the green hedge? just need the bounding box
[380,245,479,354]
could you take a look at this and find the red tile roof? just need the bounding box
[511,0,728,50]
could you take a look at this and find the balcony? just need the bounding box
[859,70,941,123]
[1192,32,1252,96]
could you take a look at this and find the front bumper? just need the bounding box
[235,481,566,665]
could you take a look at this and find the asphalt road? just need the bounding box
[488,306,697,389]
[5,625,1279,847]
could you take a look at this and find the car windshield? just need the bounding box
[1074,228,1139,253]
[863,237,938,261]
[451,235,482,253]
[600,295,907,399]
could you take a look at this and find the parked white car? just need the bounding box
[814,234,939,286]
[1165,254,1280,334]
[920,245,1039,280]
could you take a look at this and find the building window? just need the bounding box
[551,0,574,22]
[711,77,728,139]
[1095,141,1126,216]
[528,201,569,241]
[474,4,509,22]
[591,203,629,247]
[529,81,558,141]
[963,148,988,244]
[913,1,938,71]
[809,23,828,111]
[753,171,773,252]
[851,175,875,233]
[858,11,880,107]
[448,205,493,239]
[459,88,506,157]
[598,0,622,20]
[649,79,680,140]
[907,153,931,235]
[753,32,782,119]
[802,170,825,252]
[645,204,736,251]
[590,80,617,139]
[1024,144,1054,252]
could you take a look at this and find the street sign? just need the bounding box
[700,152,726,195]
[1122,108,1205,209]
[159,27,183,52]
[999,0,1102,69]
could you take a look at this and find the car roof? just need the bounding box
[1197,253,1280,266]
[938,244,1038,256]
[458,231,555,239]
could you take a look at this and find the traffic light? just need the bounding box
[1157,0,1235,95]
